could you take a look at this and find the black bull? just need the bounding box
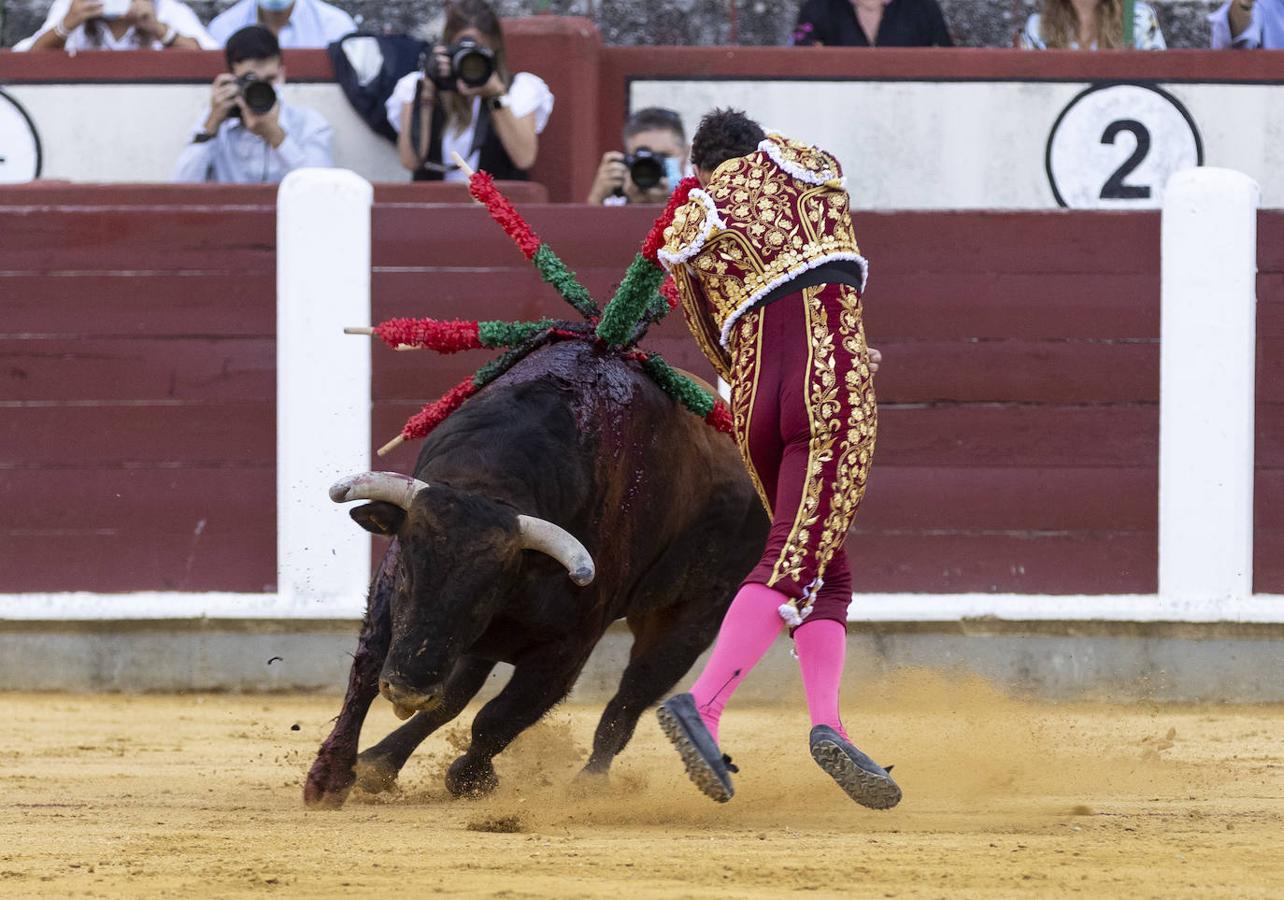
[304,340,769,808]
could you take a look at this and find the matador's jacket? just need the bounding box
[659,133,877,628]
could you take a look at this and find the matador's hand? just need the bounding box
[868,346,881,374]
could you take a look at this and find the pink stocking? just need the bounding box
[687,582,786,743]
[793,618,849,740]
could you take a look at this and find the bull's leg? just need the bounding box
[302,541,399,809]
[352,655,497,794]
[580,604,723,777]
[445,650,591,798]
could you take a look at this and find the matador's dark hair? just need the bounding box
[689,108,766,173]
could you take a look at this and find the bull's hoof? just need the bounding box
[352,754,401,794]
[445,756,498,798]
[303,754,356,809]
[566,765,610,798]
[575,762,611,783]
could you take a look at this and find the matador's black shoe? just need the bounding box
[656,693,737,803]
[809,724,902,810]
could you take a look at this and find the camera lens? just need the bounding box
[628,151,665,191]
[456,51,492,86]
[242,79,277,115]
[451,39,495,88]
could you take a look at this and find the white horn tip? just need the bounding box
[570,565,595,587]
[329,478,356,503]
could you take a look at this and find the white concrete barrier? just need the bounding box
[275,168,373,617]
[1158,168,1261,604]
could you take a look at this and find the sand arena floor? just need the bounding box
[1,673,1281,898]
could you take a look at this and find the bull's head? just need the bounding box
[329,472,595,719]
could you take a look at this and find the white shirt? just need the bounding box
[172,102,333,184]
[208,0,356,49]
[385,70,555,182]
[1209,0,1284,48]
[14,0,217,51]
[1020,2,1166,49]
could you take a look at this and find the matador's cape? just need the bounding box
[658,132,868,381]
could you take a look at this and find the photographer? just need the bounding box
[586,107,689,206]
[173,25,332,184]
[15,0,216,51]
[385,0,553,182]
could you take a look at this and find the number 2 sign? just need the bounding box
[1046,83,1202,209]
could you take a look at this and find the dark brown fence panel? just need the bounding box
[1255,211,1284,593]
[845,211,1160,594]
[13,191,1277,599]
[369,207,1164,596]
[0,188,277,595]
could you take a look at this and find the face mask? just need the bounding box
[663,156,685,192]
[257,0,293,12]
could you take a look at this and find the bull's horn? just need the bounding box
[329,472,429,511]
[516,516,596,587]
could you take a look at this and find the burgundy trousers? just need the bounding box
[727,282,877,626]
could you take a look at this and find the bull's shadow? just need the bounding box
[304,340,767,808]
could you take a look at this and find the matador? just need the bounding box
[655,109,901,810]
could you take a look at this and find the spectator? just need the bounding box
[208,0,355,50]
[15,0,216,51]
[173,25,332,184]
[1021,0,1166,48]
[586,107,689,206]
[1210,0,1283,48]
[386,0,553,182]
[791,0,953,46]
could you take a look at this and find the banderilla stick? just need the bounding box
[451,151,476,179]
[344,327,424,352]
[371,154,476,457]
[378,435,405,457]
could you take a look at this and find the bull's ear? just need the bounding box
[349,502,405,536]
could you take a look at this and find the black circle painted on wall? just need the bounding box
[0,87,43,181]
[1045,82,1203,209]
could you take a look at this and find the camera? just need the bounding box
[227,73,277,119]
[623,149,667,191]
[100,0,129,20]
[426,37,496,92]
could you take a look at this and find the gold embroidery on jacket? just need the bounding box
[814,284,877,578]
[730,308,772,517]
[660,136,865,349]
[768,285,841,589]
[673,265,732,382]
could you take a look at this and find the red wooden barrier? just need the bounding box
[1256,216,1284,591]
[2,187,1280,598]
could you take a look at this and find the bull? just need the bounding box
[304,339,768,808]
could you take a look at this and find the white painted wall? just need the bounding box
[4,82,403,184]
[630,80,1284,210]
[1,592,1282,622]
[4,79,1283,207]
